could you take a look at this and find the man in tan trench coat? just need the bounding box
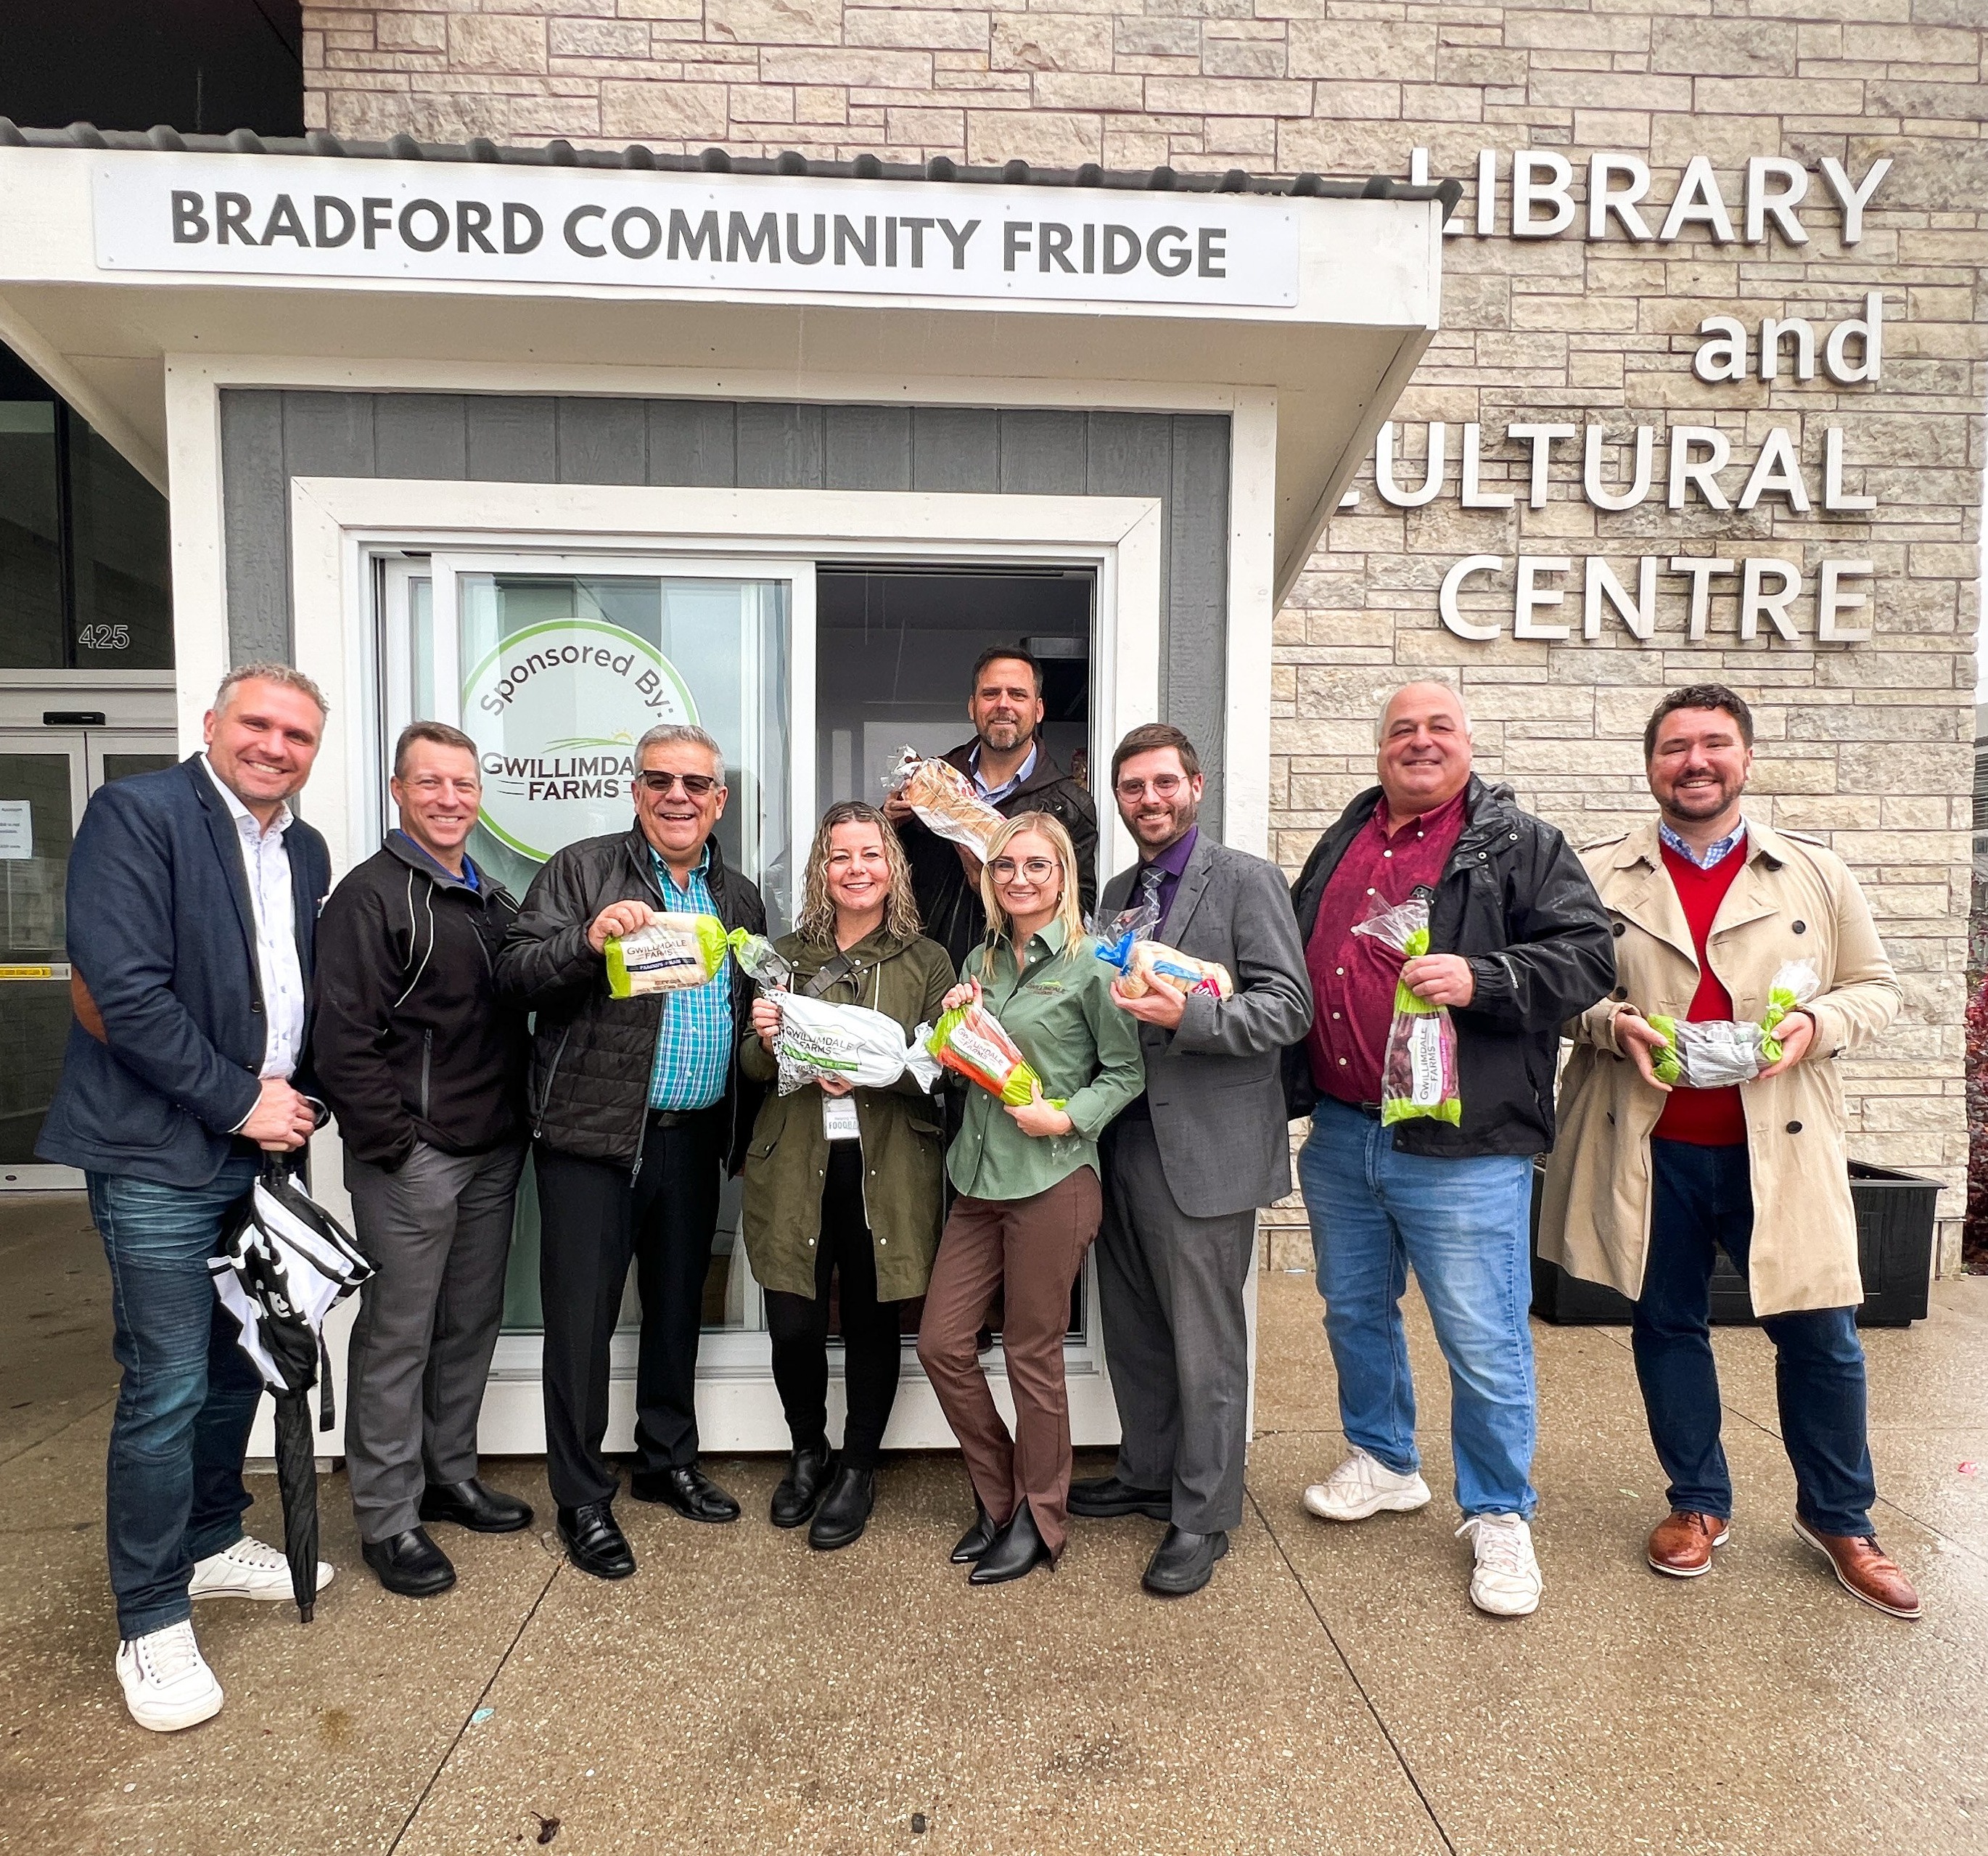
[1540,683,1921,1620]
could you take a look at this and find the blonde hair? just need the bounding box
[979,810,1085,961]
[795,801,920,945]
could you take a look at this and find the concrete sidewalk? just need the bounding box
[3,1195,1984,1854]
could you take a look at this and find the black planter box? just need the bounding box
[1529,1159,1939,1329]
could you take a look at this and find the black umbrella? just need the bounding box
[210,1160,373,1622]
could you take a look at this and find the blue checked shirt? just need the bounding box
[1659,817,1748,871]
[646,845,735,1112]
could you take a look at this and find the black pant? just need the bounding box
[535,1105,726,1509]
[763,1143,905,1471]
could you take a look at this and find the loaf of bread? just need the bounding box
[886,747,1005,858]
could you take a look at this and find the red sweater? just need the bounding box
[1652,839,1748,1146]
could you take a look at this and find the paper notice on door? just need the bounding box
[0,801,30,859]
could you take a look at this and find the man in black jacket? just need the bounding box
[496,723,766,1580]
[312,722,531,1601]
[884,645,1098,967]
[1285,683,1613,1619]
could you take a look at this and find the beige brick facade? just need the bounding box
[305,1,1987,1271]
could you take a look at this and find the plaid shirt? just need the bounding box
[1659,817,1747,871]
[646,844,735,1112]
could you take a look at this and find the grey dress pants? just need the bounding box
[344,1140,526,1543]
[1096,1116,1257,1535]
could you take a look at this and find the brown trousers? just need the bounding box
[916,1167,1104,1556]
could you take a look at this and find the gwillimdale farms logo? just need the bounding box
[461,619,697,863]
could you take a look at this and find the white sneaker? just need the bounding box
[1457,1513,1543,1617]
[116,1620,223,1732]
[1302,1448,1433,1522]
[189,1535,334,1602]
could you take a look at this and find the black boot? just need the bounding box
[808,1463,874,1551]
[969,1499,1051,1585]
[950,1500,998,1564]
[771,1442,834,1529]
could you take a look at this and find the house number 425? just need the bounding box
[78,625,130,651]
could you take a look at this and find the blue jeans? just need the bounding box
[1635,1140,1875,1537]
[89,1159,263,1639]
[1297,1099,1538,1519]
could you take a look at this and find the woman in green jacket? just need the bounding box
[916,811,1145,1585]
[739,801,953,1551]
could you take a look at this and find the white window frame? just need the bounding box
[286,477,1165,1453]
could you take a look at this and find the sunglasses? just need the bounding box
[636,771,720,798]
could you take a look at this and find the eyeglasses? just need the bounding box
[989,856,1058,882]
[1114,773,1188,801]
[636,771,720,798]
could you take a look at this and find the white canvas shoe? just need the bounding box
[189,1534,334,1602]
[1302,1448,1434,1522]
[1457,1513,1543,1617]
[116,1620,223,1733]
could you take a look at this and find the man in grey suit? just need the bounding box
[1069,723,1313,1596]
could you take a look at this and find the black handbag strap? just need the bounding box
[802,950,861,999]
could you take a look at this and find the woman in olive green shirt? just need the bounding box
[916,811,1144,1585]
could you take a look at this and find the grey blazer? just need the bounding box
[1100,834,1313,1218]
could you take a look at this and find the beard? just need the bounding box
[1661,772,1743,820]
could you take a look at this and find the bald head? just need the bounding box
[1376,681,1474,824]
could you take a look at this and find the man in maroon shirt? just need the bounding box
[1286,683,1614,1617]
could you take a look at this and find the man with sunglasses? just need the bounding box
[1067,723,1312,1596]
[884,645,1098,968]
[498,724,766,1580]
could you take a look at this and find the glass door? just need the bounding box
[374,551,815,1379]
[0,727,176,1188]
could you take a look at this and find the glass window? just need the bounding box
[0,751,76,1165]
[69,424,173,670]
[0,402,64,670]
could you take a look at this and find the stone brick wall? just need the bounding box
[305,1,1987,1273]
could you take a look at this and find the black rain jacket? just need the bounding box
[496,826,767,1175]
[1283,776,1615,1158]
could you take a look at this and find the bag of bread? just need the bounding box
[1093,902,1233,1001]
[884,747,1005,859]
[769,995,942,1096]
[925,994,1046,1105]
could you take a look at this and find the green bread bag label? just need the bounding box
[606,913,733,998]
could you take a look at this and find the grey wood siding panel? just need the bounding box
[556,398,648,485]
[1167,414,1231,826]
[647,400,737,486]
[911,407,1001,491]
[281,392,377,482]
[218,390,1227,831]
[372,395,469,480]
[464,397,557,481]
[997,410,1085,493]
[220,390,291,665]
[735,402,826,488]
[825,406,913,490]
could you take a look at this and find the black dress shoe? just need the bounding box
[629,1463,742,1523]
[808,1463,874,1552]
[362,1527,456,1598]
[950,1500,998,1564]
[771,1443,834,1529]
[557,1502,636,1580]
[420,1477,534,1534]
[1142,1525,1229,1597]
[1067,1473,1171,1522]
[969,1499,1052,1585]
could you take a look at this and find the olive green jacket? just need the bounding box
[738,927,955,1303]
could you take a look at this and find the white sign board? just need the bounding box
[464,620,695,864]
[0,800,30,859]
[91,153,1300,310]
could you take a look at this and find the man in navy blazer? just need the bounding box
[39,663,334,1734]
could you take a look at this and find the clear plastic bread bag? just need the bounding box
[883,747,1005,859]
[1350,893,1462,1127]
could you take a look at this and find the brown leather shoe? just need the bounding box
[1792,1518,1921,1619]
[1646,1509,1730,1578]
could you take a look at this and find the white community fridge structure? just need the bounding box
[0,129,1450,1457]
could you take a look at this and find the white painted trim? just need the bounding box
[163,362,229,752]
[168,349,1249,417]
[1223,390,1278,861]
[0,295,167,490]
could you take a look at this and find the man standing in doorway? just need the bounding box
[312,722,531,1601]
[40,665,333,1732]
[498,724,765,1581]
[1541,685,1918,1619]
[1069,724,1311,1596]
[886,645,1098,968]
[1286,683,1614,1618]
